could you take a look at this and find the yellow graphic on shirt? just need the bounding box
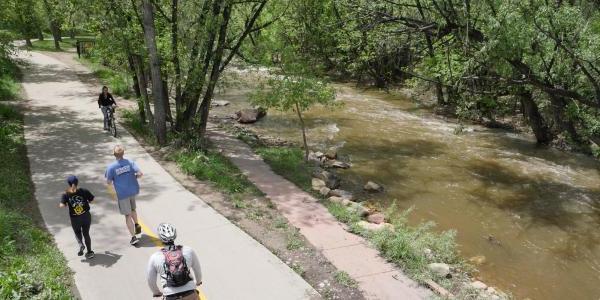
[69,195,86,216]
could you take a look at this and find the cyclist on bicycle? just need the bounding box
[98,86,117,131]
[147,223,202,299]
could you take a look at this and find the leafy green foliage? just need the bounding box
[0,62,20,101]
[78,55,132,98]
[0,103,73,299]
[251,76,336,112]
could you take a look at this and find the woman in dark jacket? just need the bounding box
[98,86,117,130]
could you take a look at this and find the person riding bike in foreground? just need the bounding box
[98,86,117,131]
[147,223,202,299]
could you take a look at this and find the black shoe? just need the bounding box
[135,223,141,235]
[77,245,85,256]
[85,251,95,259]
[130,236,139,245]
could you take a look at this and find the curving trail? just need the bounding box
[19,50,317,300]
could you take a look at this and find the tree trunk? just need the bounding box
[42,0,61,51]
[415,0,445,106]
[178,0,221,132]
[128,55,145,122]
[25,39,33,47]
[549,94,581,144]
[519,90,551,144]
[197,4,232,142]
[171,0,183,130]
[37,29,44,41]
[140,0,167,145]
[133,54,153,125]
[70,20,75,39]
[162,79,173,123]
[296,103,309,161]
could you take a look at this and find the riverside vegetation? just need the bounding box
[0,50,73,297]
[233,127,509,300]
[6,0,600,299]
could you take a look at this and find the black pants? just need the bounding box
[70,213,92,251]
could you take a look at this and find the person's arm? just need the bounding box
[83,189,95,203]
[132,161,143,178]
[59,194,67,208]
[109,93,117,106]
[146,254,162,296]
[98,94,102,108]
[105,167,114,185]
[190,249,202,285]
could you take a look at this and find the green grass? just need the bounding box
[285,229,303,250]
[0,103,73,299]
[0,59,22,101]
[334,271,358,288]
[121,108,258,196]
[77,55,132,98]
[172,150,259,195]
[27,38,77,52]
[255,147,314,190]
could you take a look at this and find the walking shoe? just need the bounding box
[85,251,95,259]
[77,245,85,256]
[135,223,142,235]
[130,236,139,245]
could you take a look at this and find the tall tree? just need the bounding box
[140,0,167,144]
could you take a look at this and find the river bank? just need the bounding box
[206,66,600,300]
[215,116,510,300]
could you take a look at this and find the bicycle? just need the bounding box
[107,106,118,138]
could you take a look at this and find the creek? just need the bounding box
[212,73,600,300]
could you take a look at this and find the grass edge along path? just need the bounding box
[0,67,74,299]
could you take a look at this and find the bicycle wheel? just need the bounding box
[110,117,118,137]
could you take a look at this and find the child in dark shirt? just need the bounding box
[60,175,95,259]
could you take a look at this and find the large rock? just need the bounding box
[367,212,385,224]
[324,148,337,160]
[427,263,450,277]
[470,281,488,290]
[319,187,331,196]
[236,108,266,124]
[357,221,393,231]
[349,202,369,217]
[323,160,351,169]
[328,196,344,204]
[329,189,353,200]
[364,181,384,192]
[311,178,326,191]
[312,169,340,189]
[211,100,230,107]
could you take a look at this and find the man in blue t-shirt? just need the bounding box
[105,145,144,245]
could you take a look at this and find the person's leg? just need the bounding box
[70,217,85,255]
[118,198,135,235]
[101,106,109,129]
[129,197,141,234]
[125,214,135,235]
[81,213,92,251]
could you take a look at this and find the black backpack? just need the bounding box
[161,245,192,287]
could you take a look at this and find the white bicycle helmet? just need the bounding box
[157,223,177,243]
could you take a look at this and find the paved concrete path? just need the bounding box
[19,51,318,300]
[208,128,431,300]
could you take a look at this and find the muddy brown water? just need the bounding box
[212,73,600,300]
